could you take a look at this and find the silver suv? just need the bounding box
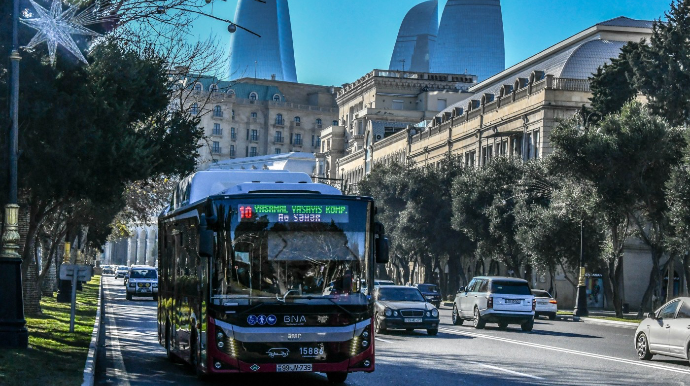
[452,276,535,331]
[125,267,158,301]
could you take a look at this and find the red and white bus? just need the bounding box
[157,170,388,383]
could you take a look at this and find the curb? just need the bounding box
[580,316,638,330]
[82,276,104,386]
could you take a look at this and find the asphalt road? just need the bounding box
[95,276,690,385]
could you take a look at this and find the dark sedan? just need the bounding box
[374,285,439,335]
[415,283,442,308]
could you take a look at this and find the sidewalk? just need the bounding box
[558,310,641,329]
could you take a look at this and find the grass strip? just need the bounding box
[0,275,101,386]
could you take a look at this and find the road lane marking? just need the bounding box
[439,327,690,376]
[105,283,132,386]
[472,362,544,380]
[375,337,395,344]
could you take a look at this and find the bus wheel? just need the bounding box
[326,372,348,384]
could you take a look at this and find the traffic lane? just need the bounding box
[439,307,690,367]
[96,277,555,386]
[371,326,690,386]
[98,277,518,386]
[97,276,200,386]
[97,278,688,386]
[96,277,339,386]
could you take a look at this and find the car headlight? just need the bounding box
[432,308,439,317]
[426,311,431,317]
[393,310,398,316]
[129,283,134,287]
[384,308,392,317]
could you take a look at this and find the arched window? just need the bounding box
[273,94,281,102]
[213,105,222,117]
[276,113,284,125]
[194,83,202,93]
[227,89,235,96]
[210,84,218,94]
[249,92,258,101]
[191,103,199,115]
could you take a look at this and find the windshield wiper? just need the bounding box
[276,289,301,303]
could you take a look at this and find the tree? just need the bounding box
[589,0,690,125]
[666,130,690,296]
[360,156,472,293]
[452,157,526,278]
[630,0,690,126]
[549,102,684,316]
[589,43,640,117]
[515,166,607,294]
[0,35,203,313]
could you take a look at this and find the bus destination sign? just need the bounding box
[238,204,349,223]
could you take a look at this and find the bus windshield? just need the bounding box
[211,199,370,305]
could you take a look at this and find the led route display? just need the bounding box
[238,204,349,223]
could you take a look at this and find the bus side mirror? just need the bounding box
[376,237,389,264]
[374,221,389,264]
[199,214,214,258]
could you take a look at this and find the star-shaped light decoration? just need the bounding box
[20,0,102,65]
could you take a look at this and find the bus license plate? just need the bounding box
[404,318,423,323]
[276,364,312,372]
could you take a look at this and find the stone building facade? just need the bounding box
[317,17,687,310]
[314,69,477,190]
[173,75,339,170]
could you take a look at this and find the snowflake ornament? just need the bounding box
[20,0,102,65]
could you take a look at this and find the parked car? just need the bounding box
[115,266,128,279]
[452,276,535,331]
[415,283,442,308]
[532,289,558,320]
[102,266,114,275]
[374,279,395,287]
[635,297,690,364]
[373,285,439,335]
[125,267,158,301]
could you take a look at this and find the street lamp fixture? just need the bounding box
[0,0,28,349]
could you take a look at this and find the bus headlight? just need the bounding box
[384,308,392,317]
[432,309,439,317]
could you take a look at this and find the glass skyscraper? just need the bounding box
[429,0,505,81]
[389,0,438,73]
[229,0,298,82]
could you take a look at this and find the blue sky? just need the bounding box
[189,0,671,86]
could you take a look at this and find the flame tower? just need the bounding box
[229,0,298,82]
[430,0,505,81]
[389,0,438,72]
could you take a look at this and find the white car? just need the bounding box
[125,267,158,301]
[532,289,558,320]
[635,297,690,364]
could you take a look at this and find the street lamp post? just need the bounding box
[573,219,588,318]
[0,0,28,349]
